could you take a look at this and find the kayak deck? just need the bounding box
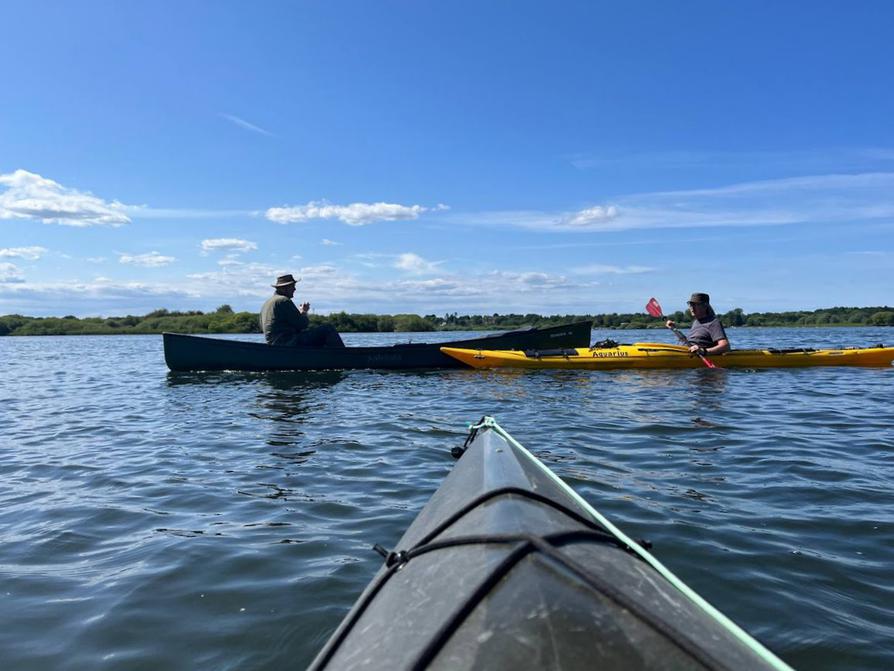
[441,342,894,369]
[309,418,791,670]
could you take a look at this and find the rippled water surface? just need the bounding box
[1,328,892,670]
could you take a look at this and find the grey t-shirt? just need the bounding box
[688,316,728,347]
[259,294,309,345]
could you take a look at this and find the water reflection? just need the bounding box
[166,370,343,392]
[165,370,259,387]
[242,372,345,505]
[166,370,345,451]
[252,372,345,451]
[688,368,729,414]
[165,370,344,390]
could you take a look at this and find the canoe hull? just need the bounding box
[310,420,788,670]
[162,321,592,371]
[441,342,894,370]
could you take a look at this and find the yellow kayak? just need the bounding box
[440,342,894,370]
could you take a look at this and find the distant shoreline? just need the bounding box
[2,305,892,336]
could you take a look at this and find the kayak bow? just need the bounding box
[309,417,792,670]
[441,342,894,370]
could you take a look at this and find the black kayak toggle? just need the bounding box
[385,550,408,568]
[372,544,409,568]
[451,417,488,459]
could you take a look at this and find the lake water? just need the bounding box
[1,327,892,670]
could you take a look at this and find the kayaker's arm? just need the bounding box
[648,297,716,368]
[689,339,729,356]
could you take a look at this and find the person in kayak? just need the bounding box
[260,274,345,347]
[666,292,730,356]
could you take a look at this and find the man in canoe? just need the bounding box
[260,274,345,347]
[666,292,730,357]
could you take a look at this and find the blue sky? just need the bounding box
[2,1,892,317]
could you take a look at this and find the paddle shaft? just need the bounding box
[667,324,690,346]
[646,298,716,369]
[666,321,716,369]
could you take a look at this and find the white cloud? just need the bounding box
[571,264,655,275]
[394,252,442,274]
[299,264,338,277]
[87,256,107,264]
[487,270,571,288]
[389,270,585,308]
[0,262,25,283]
[0,246,47,260]
[183,260,351,302]
[266,200,433,226]
[321,238,342,246]
[396,277,472,296]
[118,251,175,267]
[184,260,294,297]
[0,169,131,226]
[563,205,620,228]
[180,261,355,308]
[449,172,894,233]
[200,238,258,254]
[220,113,274,137]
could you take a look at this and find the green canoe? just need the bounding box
[162,321,592,371]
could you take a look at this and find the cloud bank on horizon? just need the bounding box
[2,166,893,316]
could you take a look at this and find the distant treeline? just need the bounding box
[1,305,893,336]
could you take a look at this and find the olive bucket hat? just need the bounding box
[272,274,300,287]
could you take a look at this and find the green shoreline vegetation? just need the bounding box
[1,305,893,336]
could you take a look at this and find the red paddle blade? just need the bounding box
[645,297,663,318]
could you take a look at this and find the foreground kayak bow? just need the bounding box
[309,417,792,670]
[441,342,894,370]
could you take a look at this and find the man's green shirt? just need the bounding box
[259,294,309,345]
